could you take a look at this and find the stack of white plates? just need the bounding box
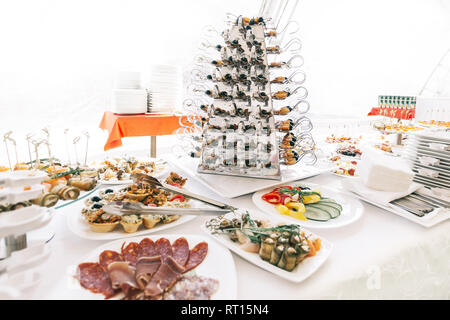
[112,71,148,114]
[147,65,182,114]
[403,131,450,191]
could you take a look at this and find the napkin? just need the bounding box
[341,177,423,206]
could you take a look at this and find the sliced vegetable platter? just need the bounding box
[201,211,333,283]
[252,183,364,229]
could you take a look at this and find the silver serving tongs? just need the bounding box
[131,173,238,211]
[102,201,231,217]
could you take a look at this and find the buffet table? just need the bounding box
[25,159,450,300]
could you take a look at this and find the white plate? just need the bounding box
[201,212,333,283]
[93,158,169,185]
[331,172,359,179]
[60,234,237,300]
[66,199,197,241]
[165,154,333,198]
[0,207,53,238]
[252,183,364,229]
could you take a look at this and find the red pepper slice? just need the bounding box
[262,192,282,204]
[169,195,185,202]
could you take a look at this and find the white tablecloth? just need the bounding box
[21,167,450,300]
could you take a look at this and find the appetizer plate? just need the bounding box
[331,172,359,179]
[165,154,332,198]
[93,157,169,185]
[60,234,237,300]
[252,183,364,229]
[66,201,197,241]
[98,178,133,186]
[201,214,333,283]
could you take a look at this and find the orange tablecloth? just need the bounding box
[99,111,192,151]
[368,107,415,120]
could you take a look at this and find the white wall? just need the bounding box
[297,0,450,117]
[0,0,449,164]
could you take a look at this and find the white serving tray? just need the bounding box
[0,184,44,205]
[165,154,332,198]
[201,211,333,283]
[0,170,48,188]
[0,207,54,238]
[347,191,450,228]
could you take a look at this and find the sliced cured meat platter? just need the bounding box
[56,234,237,300]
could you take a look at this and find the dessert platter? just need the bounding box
[58,234,237,300]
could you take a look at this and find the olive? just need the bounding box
[92,203,103,209]
[104,189,114,194]
[91,196,102,202]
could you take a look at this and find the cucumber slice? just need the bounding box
[304,206,332,221]
[316,201,342,211]
[316,199,343,211]
[308,203,341,218]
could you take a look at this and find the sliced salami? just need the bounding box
[184,242,208,273]
[99,250,122,270]
[139,238,157,258]
[77,262,116,299]
[155,238,173,263]
[171,237,190,266]
[121,242,142,267]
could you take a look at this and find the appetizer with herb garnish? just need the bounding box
[81,173,191,233]
[206,212,321,272]
[94,157,167,182]
[329,156,358,177]
[261,185,342,222]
